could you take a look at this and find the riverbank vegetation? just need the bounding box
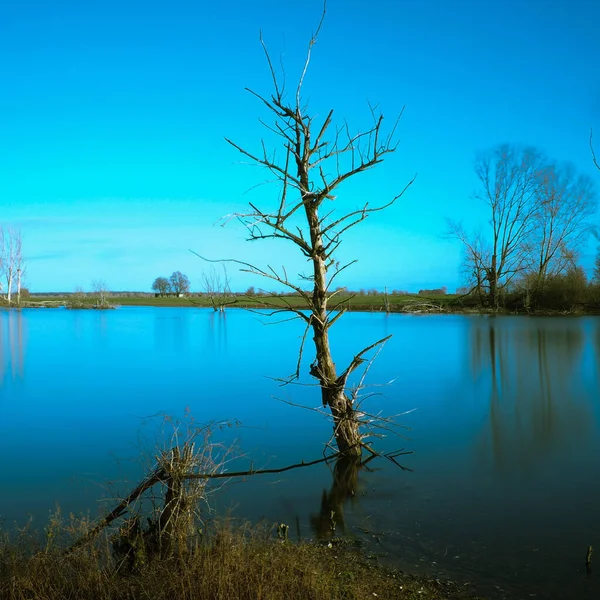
[448,143,598,312]
[22,280,600,314]
[0,518,482,600]
[24,290,452,312]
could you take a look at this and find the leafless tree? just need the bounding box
[14,230,25,306]
[69,286,88,308]
[152,276,170,296]
[3,228,16,304]
[169,271,190,295]
[475,145,547,307]
[215,10,414,458]
[448,145,546,308]
[0,227,25,306]
[201,265,234,311]
[530,162,596,285]
[91,279,109,308]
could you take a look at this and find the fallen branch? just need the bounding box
[67,451,340,552]
[399,301,445,314]
[67,468,167,553]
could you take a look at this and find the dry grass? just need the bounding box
[0,518,482,600]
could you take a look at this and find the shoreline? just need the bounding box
[0,514,490,600]
[6,294,600,316]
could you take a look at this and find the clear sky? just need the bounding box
[1,0,599,293]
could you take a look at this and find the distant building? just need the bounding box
[155,292,185,298]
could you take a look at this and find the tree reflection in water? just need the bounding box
[470,317,593,473]
[309,454,383,540]
[0,310,25,383]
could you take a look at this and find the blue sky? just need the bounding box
[1,0,599,293]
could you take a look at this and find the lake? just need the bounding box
[1,307,599,599]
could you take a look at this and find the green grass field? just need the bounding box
[25,292,460,312]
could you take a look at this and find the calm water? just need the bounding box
[1,307,600,599]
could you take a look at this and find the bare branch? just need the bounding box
[225,136,302,189]
[591,128,600,172]
[295,1,327,108]
[321,175,416,244]
[336,335,392,391]
[291,317,312,381]
[190,251,313,317]
[259,30,282,101]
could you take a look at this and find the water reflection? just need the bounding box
[0,310,26,382]
[207,310,228,352]
[4,309,600,599]
[597,327,600,387]
[471,318,593,473]
[310,457,361,539]
[153,311,190,351]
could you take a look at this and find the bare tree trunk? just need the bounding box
[488,259,498,309]
[6,266,13,305]
[302,192,363,456]
[310,317,361,456]
[16,268,21,306]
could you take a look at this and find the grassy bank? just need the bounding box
[21,291,600,315]
[1,520,483,600]
[25,292,456,313]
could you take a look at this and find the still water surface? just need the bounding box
[1,307,599,599]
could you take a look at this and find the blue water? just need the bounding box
[1,307,599,599]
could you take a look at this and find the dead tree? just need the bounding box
[201,265,234,311]
[221,12,413,458]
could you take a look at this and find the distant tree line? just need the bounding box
[152,271,191,296]
[448,143,598,312]
[417,287,447,296]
